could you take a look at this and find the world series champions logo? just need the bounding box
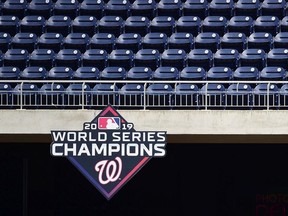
[50,105,167,200]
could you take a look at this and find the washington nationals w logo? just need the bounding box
[95,157,122,185]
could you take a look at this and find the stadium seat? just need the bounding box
[214,48,239,70]
[2,0,27,19]
[124,16,150,37]
[150,16,175,37]
[11,33,38,53]
[157,0,182,19]
[208,0,234,19]
[29,49,55,70]
[73,66,100,80]
[82,49,108,70]
[234,0,260,20]
[247,32,273,53]
[146,83,173,109]
[0,66,20,80]
[0,51,3,67]
[187,49,213,71]
[134,49,160,70]
[63,33,90,53]
[221,33,246,54]
[20,66,47,80]
[63,83,91,109]
[79,0,104,19]
[108,49,134,70]
[0,33,12,53]
[152,66,179,80]
[174,83,199,108]
[260,66,286,81]
[253,83,279,109]
[199,83,226,109]
[46,15,72,37]
[194,32,220,53]
[115,33,142,53]
[253,16,280,36]
[39,83,65,109]
[279,84,288,108]
[226,83,253,109]
[179,66,206,81]
[100,66,126,80]
[267,48,288,70]
[91,83,118,108]
[53,0,80,19]
[104,0,131,20]
[168,33,194,53]
[38,33,64,53]
[130,0,157,20]
[142,33,168,53]
[202,16,227,36]
[280,16,288,32]
[182,0,208,20]
[126,67,153,80]
[227,16,253,36]
[0,15,20,36]
[27,0,53,19]
[0,83,12,108]
[239,49,266,70]
[55,49,81,70]
[47,67,73,82]
[273,32,288,48]
[12,83,39,109]
[90,33,116,53]
[161,49,186,70]
[206,66,233,85]
[175,16,201,37]
[71,16,98,37]
[118,83,144,108]
[98,16,124,37]
[233,66,259,81]
[20,16,46,36]
[4,49,29,70]
[260,0,286,19]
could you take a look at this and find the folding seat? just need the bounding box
[73,66,100,80]
[239,49,266,70]
[46,15,72,37]
[142,33,168,53]
[182,0,208,20]
[63,83,91,109]
[279,84,288,108]
[98,16,124,37]
[55,49,82,70]
[260,66,286,81]
[20,66,47,80]
[71,16,98,37]
[253,16,280,36]
[79,0,104,19]
[29,49,55,70]
[227,16,253,36]
[179,66,206,80]
[161,49,187,70]
[152,66,179,80]
[90,33,115,53]
[174,83,199,108]
[53,0,80,19]
[0,16,20,36]
[20,16,46,37]
[280,16,288,32]
[27,0,53,19]
[175,16,201,37]
[104,0,131,20]
[157,0,182,19]
[118,84,144,108]
[100,66,126,80]
[38,33,64,53]
[63,33,90,53]
[247,32,273,53]
[234,0,260,20]
[260,0,286,19]
[47,67,73,81]
[0,33,12,53]
[202,16,227,36]
[108,49,134,70]
[267,48,288,70]
[0,83,12,108]
[213,49,239,70]
[187,49,213,71]
[226,84,253,108]
[116,33,142,53]
[199,83,226,109]
[82,49,108,70]
[12,83,39,109]
[206,66,233,85]
[146,83,173,108]
[91,83,118,108]
[11,33,38,53]
[126,67,153,80]
[130,0,157,20]
[194,32,220,53]
[252,84,279,109]
[39,83,65,108]
[124,16,150,37]
[274,32,288,48]
[0,66,20,80]
[4,49,29,70]
[150,16,175,37]
[134,49,160,70]
[168,33,194,53]
[2,0,27,19]
[220,32,247,53]
[233,66,259,81]
[208,0,234,19]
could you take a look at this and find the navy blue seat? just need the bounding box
[91,83,118,108]
[47,67,73,81]
[38,33,64,53]
[157,0,182,19]
[63,33,90,53]
[116,33,142,53]
[260,0,286,19]
[71,16,97,37]
[63,83,91,109]
[4,49,29,70]
[100,66,126,80]
[124,16,150,37]
[187,49,213,71]
[267,48,288,70]
[11,33,38,53]
[12,83,39,108]
[199,83,226,109]
[273,32,288,48]
[175,16,201,37]
[79,0,104,19]
[118,84,144,108]
[55,49,82,70]
[46,15,72,37]
[2,0,27,19]
[29,49,55,70]
[209,0,234,19]
[142,33,168,53]
[207,66,233,83]
[108,49,134,70]
[130,0,157,20]
[0,51,3,67]
[0,83,12,108]
[146,83,173,108]
[82,49,107,70]
[126,67,153,80]
[0,16,20,36]
[20,16,46,36]
[161,49,186,70]
[20,66,47,80]
[153,66,179,80]
[98,16,124,37]
[214,48,239,70]
[0,33,12,53]
[90,33,116,53]
[179,66,206,80]
[248,32,273,53]
[260,66,286,81]
[174,83,199,108]
[134,49,160,70]
[39,83,65,108]
[221,32,247,53]
[253,16,280,36]
[233,66,259,81]
[73,66,100,80]
[150,16,175,37]
[105,0,131,20]
[202,16,227,36]
[279,84,288,108]
[253,84,279,109]
[195,32,220,53]
[239,49,266,70]
[234,0,260,20]
[27,0,53,19]
[226,84,253,108]
[168,33,194,53]
[0,66,20,80]
[227,16,253,36]
[53,0,80,19]
[182,0,208,20]
[280,16,288,32]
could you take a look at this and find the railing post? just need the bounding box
[267,82,270,111]
[143,82,147,110]
[82,82,85,110]
[20,82,23,110]
[205,82,208,110]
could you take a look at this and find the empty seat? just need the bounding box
[202,16,227,36]
[100,66,126,80]
[187,49,213,71]
[0,83,12,108]
[46,15,72,37]
[183,0,208,20]
[63,83,91,109]
[11,33,38,53]
[134,49,160,70]
[150,16,175,37]
[234,0,260,20]
[108,49,134,70]
[260,66,286,81]
[267,48,288,70]
[233,66,259,81]
[91,83,118,108]
[199,83,226,109]
[20,66,47,80]
[247,32,273,53]
[0,16,20,36]
[157,0,182,19]
[240,49,266,70]
[105,0,131,20]
[253,84,279,109]
[2,0,27,19]
[73,66,100,80]
[79,0,104,19]
[130,0,157,20]
[27,0,53,19]
[213,48,239,70]
[55,49,82,70]
[124,16,150,37]
[116,33,142,53]
[71,16,97,37]
[0,51,3,67]
[12,83,39,108]
[280,16,288,32]
[142,33,168,53]
[63,33,90,53]
[29,49,55,70]
[179,66,206,80]
[39,83,65,108]
[274,32,288,48]
[53,0,80,19]
[227,16,253,36]
[195,32,220,53]
[168,33,194,53]
[279,84,288,108]
[0,66,20,80]
[126,67,152,80]
[90,33,116,53]
[0,33,12,53]
[47,66,73,80]
[98,16,124,37]
[153,66,179,80]
[207,66,233,83]
[174,83,199,108]
[161,49,186,70]
[221,32,247,53]
[38,33,64,52]
[118,84,144,108]
[226,84,253,108]
[209,0,234,19]
[260,0,286,19]
[253,16,279,36]
[4,49,29,70]
[146,83,173,108]
[20,16,46,36]
[82,49,108,70]
[175,16,201,37]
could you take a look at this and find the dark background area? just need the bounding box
[1,143,288,216]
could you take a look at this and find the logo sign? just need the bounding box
[50,105,167,200]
